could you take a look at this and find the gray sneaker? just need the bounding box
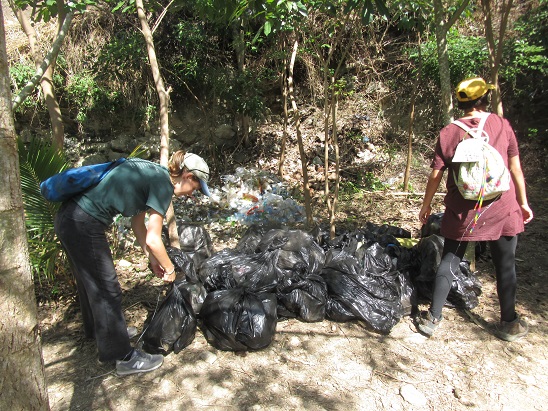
[116,349,163,376]
[417,310,442,337]
[496,316,529,342]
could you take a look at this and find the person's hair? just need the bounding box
[457,90,491,111]
[168,150,187,177]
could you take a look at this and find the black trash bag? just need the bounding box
[420,213,444,237]
[325,298,356,322]
[397,271,418,317]
[357,222,412,248]
[451,261,482,309]
[365,221,412,240]
[318,222,411,252]
[236,224,280,254]
[411,234,444,300]
[256,229,326,278]
[199,249,279,293]
[276,272,328,322]
[177,280,208,315]
[177,223,214,267]
[142,281,197,355]
[413,235,482,310]
[356,242,394,276]
[321,246,404,334]
[382,244,419,317]
[200,288,277,351]
[166,246,199,283]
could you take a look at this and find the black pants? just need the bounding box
[54,201,132,362]
[430,236,518,322]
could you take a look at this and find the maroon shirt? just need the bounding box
[431,114,524,241]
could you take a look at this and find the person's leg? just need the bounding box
[488,236,527,342]
[489,236,518,322]
[418,238,468,336]
[55,201,132,361]
[55,203,95,338]
[429,238,468,319]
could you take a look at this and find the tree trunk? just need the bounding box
[433,0,453,125]
[135,0,179,248]
[9,0,66,150]
[11,11,73,114]
[43,0,66,151]
[288,39,313,226]
[232,21,250,146]
[329,92,340,239]
[278,35,288,178]
[481,0,514,117]
[404,35,422,191]
[433,0,471,125]
[0,5,50,409]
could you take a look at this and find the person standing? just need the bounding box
[54,151,211,374]
[418,77,533,341]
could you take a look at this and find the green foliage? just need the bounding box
[501,2,548,101]
[18,138,69,281]
[66,72,122,124]
[9,61,42,112]
[224,70,267,119]
[410,29,490,87]
[9,59,62,113]
[168,20,219,84]
[359,171,385,191]
[339,180,363,199]
[14,0,95,23]
[96,31,148,73]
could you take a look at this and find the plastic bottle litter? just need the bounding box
[219,167,306,226]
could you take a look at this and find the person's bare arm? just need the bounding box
[419,169,444,224]
[508,155,533,224]
[131,210,176,281]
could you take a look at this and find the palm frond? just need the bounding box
[18,138,69,281]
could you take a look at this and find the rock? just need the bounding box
[400,384,427,407]
[199,351,217,364]
[117,259,132,268]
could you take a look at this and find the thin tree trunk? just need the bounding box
[404,34,422,191]
[481,0,513,117]
[135,0,179,248]
[0,5,50,409]
[11,11,73,113]
[433,0,471,125]
[278,35,288,178]
[329,92,339,239]
[434,0,453,125]
[40,0,66,151]
[232,21,250,146]
[288,39,313,226]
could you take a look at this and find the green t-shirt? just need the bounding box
[75,158,174,225]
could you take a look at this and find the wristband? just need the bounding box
[165,267,175,276]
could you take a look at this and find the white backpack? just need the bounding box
[451,113,510,202]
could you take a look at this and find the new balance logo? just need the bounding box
[132,361,145,370]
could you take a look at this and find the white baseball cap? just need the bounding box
[183,153,210,196]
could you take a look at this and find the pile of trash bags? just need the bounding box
[142,214,482,354]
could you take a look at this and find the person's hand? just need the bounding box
[162,269,176,283]
[521,204,534,224]
[148,254,164,277]
[419,203,432,225]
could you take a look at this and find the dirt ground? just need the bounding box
[36,115,548,411]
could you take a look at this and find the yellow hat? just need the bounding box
[455,77,496,102]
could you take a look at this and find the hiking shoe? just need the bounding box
[127,326,138,339]
[417,310,442,337]
[116,349,163,376]
[496,316,529,342]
